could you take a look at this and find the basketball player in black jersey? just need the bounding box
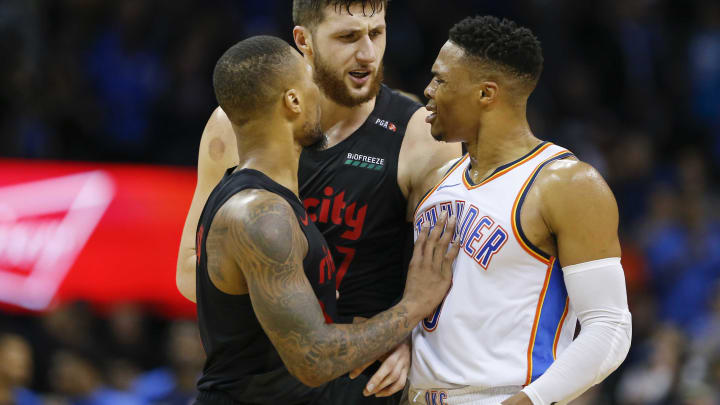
[194,35,459,405]
[177,1,461,402]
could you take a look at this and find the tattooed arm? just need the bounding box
[220,190,458,387]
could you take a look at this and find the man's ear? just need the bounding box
[283,88,302,115]
[293,26,313,57]
[478,81,499,105]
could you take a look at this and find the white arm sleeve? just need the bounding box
[521,257,632,405]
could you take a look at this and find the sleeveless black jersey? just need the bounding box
[195,168,337,405]
[299,85,422,320]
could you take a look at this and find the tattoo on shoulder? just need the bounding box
[205,223,228,282]
[218,192,306,271]
[210,191,419,385]
[244,201,295,263]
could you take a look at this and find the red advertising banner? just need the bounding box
[0,159,197,318]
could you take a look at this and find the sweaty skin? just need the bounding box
[178,106,459,303]
[419,157,621,269]
[197,37,463,393]
[419,39,624,405]
[178,3,459,305]
[418,153,622,405]
[175,105,458,396]
[180,4,460,397]
[177,109,235,301]
[177,109,456,400]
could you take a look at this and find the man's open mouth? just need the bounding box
[349,70,371,79]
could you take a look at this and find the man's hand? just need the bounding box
[402,212,460,317]
[347,339,411,397]
[363,339,411,397]
[501,392,533,405]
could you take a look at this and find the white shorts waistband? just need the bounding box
[407,385,522,405]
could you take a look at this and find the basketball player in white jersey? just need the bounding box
[403,16,632,405]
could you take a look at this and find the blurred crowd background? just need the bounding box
[1,0,719,404]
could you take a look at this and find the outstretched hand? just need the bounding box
[348,339,411,397]
[403,212,460,317]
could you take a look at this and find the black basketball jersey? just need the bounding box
[195,168,337,404]
[298,85,422,320]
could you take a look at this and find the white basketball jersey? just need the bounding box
[410,142,578,390]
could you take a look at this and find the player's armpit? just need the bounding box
[539,160,621,266]
[176,107,237,302]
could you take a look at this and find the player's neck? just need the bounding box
[231,121,301,197]
[465,117,540,183]
[320,95,376,148]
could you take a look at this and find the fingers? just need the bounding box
[362,353,404,397]
[440,213,456,246]
[363,341,410,397]
[433,213,456,269]
[445,239,462,263]
[443,215,461,265]
[369,356,407,397]
[374,366,407,397]
[362,349,396,395]
[423,212,448,263]
[410,222,430,267]
[349,359,374,379]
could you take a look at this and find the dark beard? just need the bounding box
[303,121,327,152]
[314,51,383,108]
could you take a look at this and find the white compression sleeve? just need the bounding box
[521,257,632,405]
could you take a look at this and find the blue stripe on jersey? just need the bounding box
[531,259,568,382]
[513,152,575,261]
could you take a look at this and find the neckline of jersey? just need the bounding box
[462,141,551,189]
[224,167,302,204]
[303,85,390,156]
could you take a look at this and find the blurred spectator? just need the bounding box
[609,134,656,231]
[616,325,685,404]
[101,303,158,370]
[41,302,100,356]
[689,282,720,356]
[49,349,146,405]
[85,0,165,160]
[688,0,720,159]
[104,358,142,394]
[0,333,41,405]
[132,321,204,404]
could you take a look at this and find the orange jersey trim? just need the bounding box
[552,298,570,360]
[462,143,553,190]
[511,150,571,265]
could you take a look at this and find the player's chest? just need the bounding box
[415,186,517,271]
[298,140,401,223]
